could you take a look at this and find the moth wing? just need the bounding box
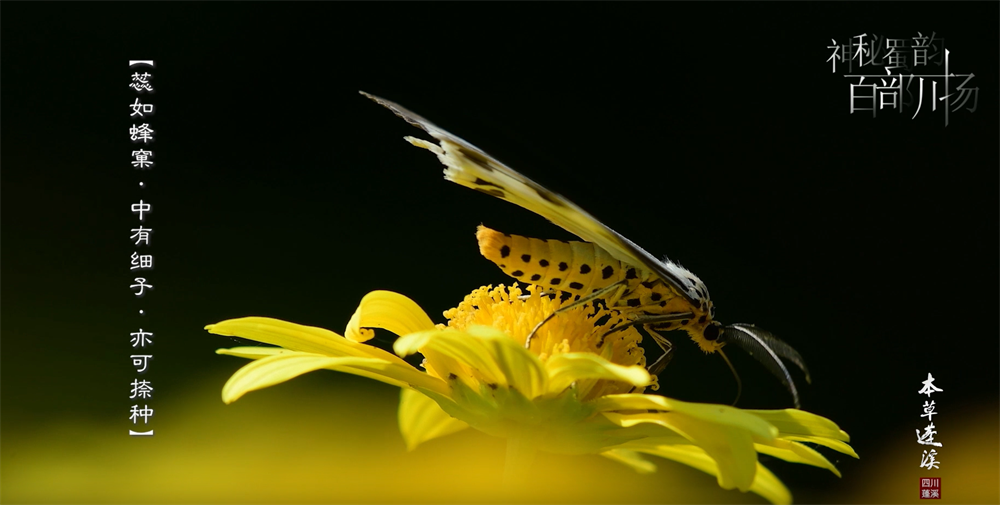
[362,92,702,306]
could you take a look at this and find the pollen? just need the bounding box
[441,284,654,396]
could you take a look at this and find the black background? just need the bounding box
[2,2,997,503]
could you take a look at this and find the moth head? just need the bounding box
[703,321,723,341]
[716,323,812,409]
[683,318,724,354]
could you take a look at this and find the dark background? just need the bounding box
[2,2,997,503]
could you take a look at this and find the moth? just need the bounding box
[363,91,810,408]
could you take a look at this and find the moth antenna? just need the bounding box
[718,348,742,407]
[738,324,811,384]
[720,324,807,409]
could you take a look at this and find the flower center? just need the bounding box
[442,284,652,395]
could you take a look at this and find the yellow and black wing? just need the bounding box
[362,92,709,308]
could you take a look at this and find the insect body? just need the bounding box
[475,225,715,350]
[363,91,810,408]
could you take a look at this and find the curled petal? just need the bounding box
[398,388,469,451]
[221,351,449,404]
[545,353,651,394]
[345,291,436,343]
[206,317,411,367]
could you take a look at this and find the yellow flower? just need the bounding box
[206,284,856,504]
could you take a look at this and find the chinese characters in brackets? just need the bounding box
[128,60,156,437]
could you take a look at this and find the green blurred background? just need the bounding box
[2,3,997,503]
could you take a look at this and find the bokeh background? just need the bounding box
[2,2,997,503]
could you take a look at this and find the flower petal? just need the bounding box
[746,461,792,505]
[601,448,657,474]
[783,435,859,459]
[626,444,792,505]
[755,438,842,477]
[605,411,759,492]
[395,328,505,386]
[216,346,288,359]
[742,409,852,443]
[468,325,548,398]
[545,352,651,394]
[592,394,779,441]
[221,351,449,403]
[345,291,436,343]
[398,388,469,451]
[206,317,412,367]
[395,325,548,398]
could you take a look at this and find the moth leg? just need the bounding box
[597,312,694,348]
[645,328,675,377]
[524,280,629,349]
[626,328,674,393]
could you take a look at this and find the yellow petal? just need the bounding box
[755,438,842,477]
[606,412,759,492]
[221,352,449,404]
[467,325,548,398]
[216,346,288,359]
[395,328,505,386]
[628,444,792,505]
[345,291,436,343]
[748,461,792,505]
[206,317,411,368]
[783,435,859,459]
[742,409,851,442]
[593,394,778,441]
[601,448,658,474]
[395,326,548,398]
[574,338,619,399]
[545,352,651,394]
[398,388,469,451]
